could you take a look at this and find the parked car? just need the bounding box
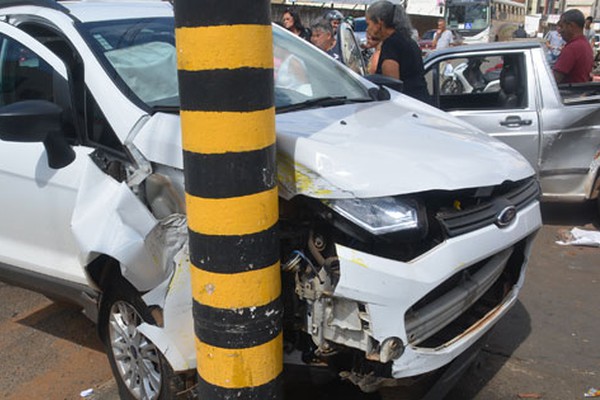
[424,41,600,212]
[0,1,541,399]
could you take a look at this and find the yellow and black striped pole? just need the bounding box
[174,1,282,398]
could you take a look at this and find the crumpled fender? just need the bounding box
[139,245,196,371]
[71,158,168,291]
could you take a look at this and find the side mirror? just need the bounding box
[0,100,75,169]
[364,74,404,93]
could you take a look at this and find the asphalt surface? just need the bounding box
[0,202,598,400]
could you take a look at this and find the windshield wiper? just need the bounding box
[277,96,372,113]
[151,105,180,113]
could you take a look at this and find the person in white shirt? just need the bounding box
[584,16,596,45]
[432,18,453,50]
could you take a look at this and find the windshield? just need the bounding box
[81,18,370,111]
[447,3,490,31]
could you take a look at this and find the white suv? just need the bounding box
[0,1,541,399]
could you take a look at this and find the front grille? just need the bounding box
[405,237,530,348]
[436,178,539,238]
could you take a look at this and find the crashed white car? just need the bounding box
[0,0,541,399]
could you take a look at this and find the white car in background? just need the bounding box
[0,1,540,399]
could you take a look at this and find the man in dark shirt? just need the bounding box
[310,19,341,61]
[553,9,594,83]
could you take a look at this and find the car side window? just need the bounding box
[20,23,124,154]
[86,90,124,154]
[0,33,54,106]
[428,54,527,111]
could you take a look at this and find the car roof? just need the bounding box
[0,0,172,23]
[424,40,543,63]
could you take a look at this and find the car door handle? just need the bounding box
[500,116,532,127]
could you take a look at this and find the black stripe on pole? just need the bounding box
[183,145,276,199]
[174,0,271,28]
[178,69,274,112]
[193,300,282,348]
[189,226,279,274]
[197,374,283,400]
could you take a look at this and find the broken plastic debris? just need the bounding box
[556,228,600,247]
[585,387,600,397]
[80,388,94,398]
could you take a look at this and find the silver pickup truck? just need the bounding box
[424,42,600,212]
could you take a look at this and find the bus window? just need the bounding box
[445,0,525,43]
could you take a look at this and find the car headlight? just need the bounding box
[327,197,422,235]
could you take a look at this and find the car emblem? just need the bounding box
[496,206,517,227]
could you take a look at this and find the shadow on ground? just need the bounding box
[540,201,599,228]
[443,300,531,399]
[15,301,104,352]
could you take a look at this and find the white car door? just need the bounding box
[0,21,92,284]
[426,50,541,169]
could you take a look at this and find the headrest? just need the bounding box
[500,64,517,95]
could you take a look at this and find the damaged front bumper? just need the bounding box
[315,200,541,384]
[132,198,541,392]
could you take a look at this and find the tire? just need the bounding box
[441,78,463,95]
[99,280,189,400]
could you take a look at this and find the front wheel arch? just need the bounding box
[98,277,187,400]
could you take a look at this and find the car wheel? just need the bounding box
[99,280,188,400]
[441,78,463,95]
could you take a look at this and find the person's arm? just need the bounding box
[381,59,400,79]
[432,30,441,48]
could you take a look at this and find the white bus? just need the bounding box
[445,0,526,44]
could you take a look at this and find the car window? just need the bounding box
[338,22,366,76]
[18,23,122,152]
[81,18,371,111]
[0,33,55,106]
[426,53,527,110]
[82,17,177,109]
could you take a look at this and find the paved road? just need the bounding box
[442,202,600,400]
[0,202,598,400]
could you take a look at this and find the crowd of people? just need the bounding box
[279,1,431,102]
[280,1,597,103]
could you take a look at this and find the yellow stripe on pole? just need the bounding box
[186,187,278,235]
[196,333,283,388]
[181,108,275,154]
[176,25,273,71]
[192,262,280,309]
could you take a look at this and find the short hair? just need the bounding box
[560,9,585,28]
[586,16,593,22]
[311,18,334,36]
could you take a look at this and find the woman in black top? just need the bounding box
[366,1,430,103]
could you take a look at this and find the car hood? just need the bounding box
[275,98,533,198]
[132,98,533,199]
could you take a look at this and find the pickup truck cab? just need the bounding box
[424,41,600,211]
[0,1,541,399]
